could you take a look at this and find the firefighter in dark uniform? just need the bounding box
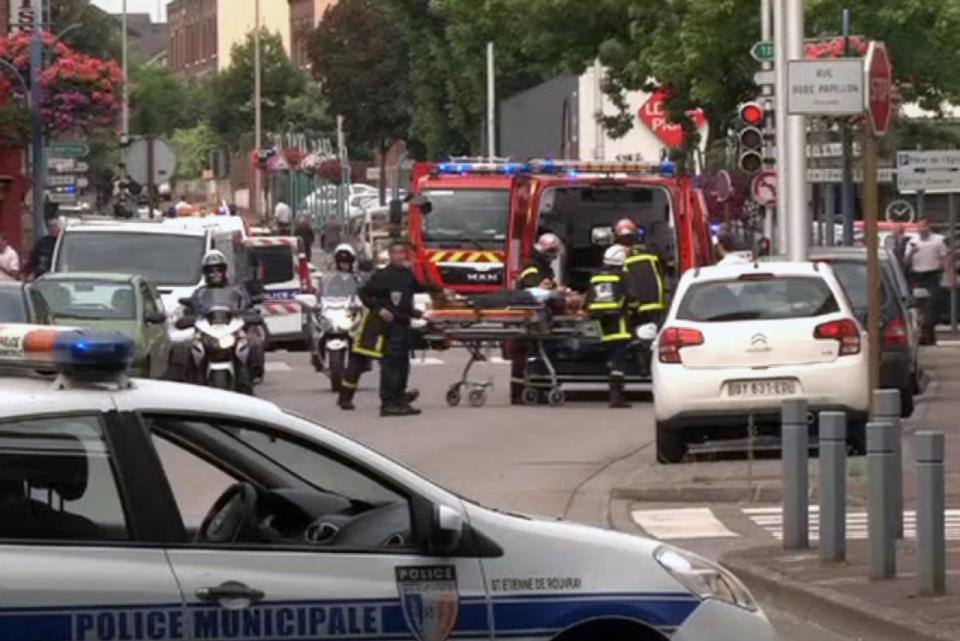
[587,244,634,408]
[338,239,440,416]
[516,232,562,288]
[621,223,667,327]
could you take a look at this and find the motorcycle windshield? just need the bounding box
[194,287,244,313]
[206,308,234,325]
[322,273,358,298]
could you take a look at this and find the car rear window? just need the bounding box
[251,246,295,285]
[827,261,889,311]
[677,276,840,322]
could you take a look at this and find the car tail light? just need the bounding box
[814,319,861,355]
[884,316,909,347]
[298,254,315,293]
[658,327,704,364]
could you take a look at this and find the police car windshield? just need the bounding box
[57,232,205,286]
[0,286,26,322]
[421,189,509,247]
[35,279,137,321]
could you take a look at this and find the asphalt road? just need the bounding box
[259,348,854,641]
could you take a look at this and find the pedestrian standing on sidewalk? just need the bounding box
[338,239,445,416]
[906,220,949,345]
[0,231,19,281]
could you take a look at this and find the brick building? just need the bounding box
[168,0,218,78]
[289,0,338,68]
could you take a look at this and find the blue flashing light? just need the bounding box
[659,161,676,178]
[566,170,579,178]
[709,223,722,234]
[51,329,136,375]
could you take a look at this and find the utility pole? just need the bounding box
[840,8,854,246]
[121,0,128,185]
[773,0,788,255]
[783,0,808,261]
[760,0,774,242]
[486,42,495,159]
[30,0,44,239]
[253,0,263,222]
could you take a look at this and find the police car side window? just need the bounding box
[151,434,237,529]
[0,415,130,542]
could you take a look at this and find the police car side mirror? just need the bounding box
[431,504,463,554]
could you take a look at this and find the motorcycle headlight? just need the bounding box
[218,334,236,350]
[654,545,757,611]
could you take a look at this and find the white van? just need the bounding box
[51,221,240,376]
[243,236,313,347]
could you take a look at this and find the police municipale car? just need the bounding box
[0,325,778,641]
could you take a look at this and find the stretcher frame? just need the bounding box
[422,306,590,407]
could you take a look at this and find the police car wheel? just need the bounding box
[445,386,461,406]
[655,422,687,464]
[468,388,486,407]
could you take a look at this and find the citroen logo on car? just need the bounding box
[748,333,770,352]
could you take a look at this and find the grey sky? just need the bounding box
[91,0,165,22]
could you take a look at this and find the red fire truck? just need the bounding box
[408,161,523,293]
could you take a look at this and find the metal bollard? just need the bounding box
[872,389,903,539]
[819,412,846,562]
[868,421,896,580]
[782,399,809,550]
[916,431,946,596]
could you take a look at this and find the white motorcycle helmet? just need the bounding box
[333,243,356,268]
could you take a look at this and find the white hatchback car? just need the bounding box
[652,261,869,463]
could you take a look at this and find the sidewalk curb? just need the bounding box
[612,485,782,504]
[721,549,956,641]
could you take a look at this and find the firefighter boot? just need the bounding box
[609,379,631,409]
[337,387,356,411]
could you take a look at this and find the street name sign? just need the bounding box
[46,175,76,187]
[47,143,89,159]
[896,150,960,194]
[807,142,861,158]
[807,167,895,184]
[897,150,960,170]
[751,41,774,63]
[788,59,864,115]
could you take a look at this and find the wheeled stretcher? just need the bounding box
[422,304,593,407]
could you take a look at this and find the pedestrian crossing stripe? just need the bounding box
[631,508,739,540]
[745,507,960,541]
[264,362,292,372]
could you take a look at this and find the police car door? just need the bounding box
[142,413,490,641]
[0,411,187,641]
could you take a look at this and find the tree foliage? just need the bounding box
[50,0,122,62]
[130,64,188,137]
[209,30,308,148]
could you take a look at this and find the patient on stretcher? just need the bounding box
[441,287,585,315]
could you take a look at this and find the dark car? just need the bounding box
[0,281,50,324]
[810,247,918,417]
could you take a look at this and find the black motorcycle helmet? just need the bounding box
[202,250,229,287]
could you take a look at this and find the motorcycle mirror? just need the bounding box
[295,293,318,309]
[178,297,192,307]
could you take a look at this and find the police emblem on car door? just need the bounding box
[396,566,459,641]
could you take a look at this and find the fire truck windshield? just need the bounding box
[421,189,510,247]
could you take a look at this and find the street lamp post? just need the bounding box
[30,1,45,241]
[254,0,263,222]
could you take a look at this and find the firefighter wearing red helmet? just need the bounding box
[614,218,639,249]
[516,232,562,289]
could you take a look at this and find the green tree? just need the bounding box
[171,122,217,179]
[50,0,122,61]
[281,84,334,137]
[130,64,188,137]
[311,0,411,202]
[209,30,308,148]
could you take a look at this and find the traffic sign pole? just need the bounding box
[864,130,881,401]
[841,7,855,246]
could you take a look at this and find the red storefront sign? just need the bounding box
[638,90,707,148]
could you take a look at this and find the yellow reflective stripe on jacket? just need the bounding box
[596,318,631,342]
[638,302,667,312]
[624,253,666,308]
[591,274,621,283]
[519,266,540,280]
[352,309,385,358]
[587,301,623,311]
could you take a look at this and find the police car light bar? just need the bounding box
[527,160,677,178]
[0,325,136,378]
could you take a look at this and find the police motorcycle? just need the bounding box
[297,245,363,392]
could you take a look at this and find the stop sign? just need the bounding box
[865,41,893,136]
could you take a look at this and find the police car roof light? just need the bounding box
[0,325,136,379]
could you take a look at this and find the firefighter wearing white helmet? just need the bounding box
[517,232,563,289]
[586,243,633,408]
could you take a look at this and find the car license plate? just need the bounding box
[727,379,796,397]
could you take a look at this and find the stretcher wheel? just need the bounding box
[547,387,565,406]
[468,388,487,407]
[521,387,540,405]
[446,386,462,407]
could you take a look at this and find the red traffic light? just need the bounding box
[739,102,764,126]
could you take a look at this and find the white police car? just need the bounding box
[0,325,777,641]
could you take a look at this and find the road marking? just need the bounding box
[745,507,960,540]
[631,507,739,540]
[411,357,445,366]
[265,362,292,372]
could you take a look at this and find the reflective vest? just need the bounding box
[587,272,632,342]
[623,252,666,312]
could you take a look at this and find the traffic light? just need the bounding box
[737,101,765,175]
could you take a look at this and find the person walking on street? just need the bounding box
[275,199,293,235]
[338,239,442,416]
[587,244,634,408]
[906,220,949,344]
[25,216,62,279]
[0,231,19,281]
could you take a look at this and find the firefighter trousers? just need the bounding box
[342,323,412,408]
